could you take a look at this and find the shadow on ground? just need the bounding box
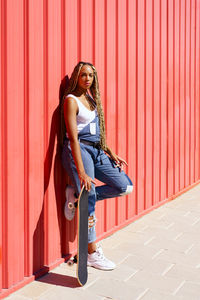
[37,272,80,288]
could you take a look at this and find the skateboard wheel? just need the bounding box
[67,259,74,266]
[68,202,74,209]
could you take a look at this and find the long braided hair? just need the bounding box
[60,61,107,150]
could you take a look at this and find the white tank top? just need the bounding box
[66,94,97,133]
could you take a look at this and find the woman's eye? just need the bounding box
[80,73,93,78]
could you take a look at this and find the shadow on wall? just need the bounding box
[33,75,77,275]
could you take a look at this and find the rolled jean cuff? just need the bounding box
[88,212,96,243]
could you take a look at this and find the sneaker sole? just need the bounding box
[87,263,116,271]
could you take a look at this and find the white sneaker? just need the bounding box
[64,185,77,221]
[87,246,116,270]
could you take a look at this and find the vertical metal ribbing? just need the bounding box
[144,0,147,210]
[189,0,192,185]
[125,0,129,219]
[193,0,197,181]
[61,0,65,77]
[184,0,186,188]
[199,1,200,180]
[159,0,162,202]
[135,0,138,214]
[173,0,175,195]
[1,0,8,288]
[24,0,30,277]
[93,0,95,64]
[179,0,181,190]
[104,0,107,232]
[115,0,118,226]
[152,0,154,205]
[43,0,48,266]
[166,0,169,197]
[77,0,81,61]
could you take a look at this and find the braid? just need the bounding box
[90,67,107,151]
[60,61,107,151]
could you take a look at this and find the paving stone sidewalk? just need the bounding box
[6,184,200,300]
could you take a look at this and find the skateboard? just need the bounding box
[67,186,89,286]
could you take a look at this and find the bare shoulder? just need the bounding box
[64,95,78,109]
[64,94,76,102]
[63,96,79,118]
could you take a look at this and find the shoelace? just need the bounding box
[96,248,105,260]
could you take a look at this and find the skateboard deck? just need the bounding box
[67,186,88,286]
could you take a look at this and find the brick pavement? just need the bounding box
[6,183,200,300]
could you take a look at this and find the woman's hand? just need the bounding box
[110,153,128,172]
[106,146,128,172]
[78,171,96,191]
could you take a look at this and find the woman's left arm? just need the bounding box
[105,145,128,171]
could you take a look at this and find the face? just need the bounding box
[77,65,94,90]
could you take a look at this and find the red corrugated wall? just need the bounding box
[1,0,200,298]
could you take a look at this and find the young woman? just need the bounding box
[61,61,133,270]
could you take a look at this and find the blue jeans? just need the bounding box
[62,139,133,243]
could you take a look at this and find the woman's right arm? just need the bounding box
[63,97,95,191]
